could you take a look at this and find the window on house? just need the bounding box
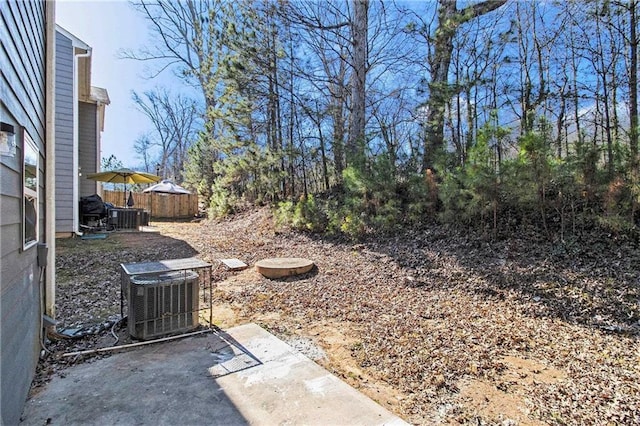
[23,132,38,249]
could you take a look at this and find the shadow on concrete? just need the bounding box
[21,330,252,425]
[21,324,408,426]
[207,326,262,378]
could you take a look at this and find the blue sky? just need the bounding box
[56,0,171,168]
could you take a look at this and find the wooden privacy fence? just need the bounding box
[102,190,198,219]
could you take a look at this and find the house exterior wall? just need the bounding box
[54,29,74,234]
[0,1,49,424]
[78,101,98,197]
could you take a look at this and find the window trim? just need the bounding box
[23,131,39,250]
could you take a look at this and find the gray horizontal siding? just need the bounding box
[79,101,97,197]
[1,266,40,422]
[0,157,21,199]
[0,1,47,424]
[0,223,22,265]
[0,184,20,228]
[0,2,46,142]
[54,29,74,233]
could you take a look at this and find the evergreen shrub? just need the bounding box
[275,194,327,233]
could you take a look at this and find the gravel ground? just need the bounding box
[35,209,640,425]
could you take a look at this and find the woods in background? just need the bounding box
[128,0,640,238]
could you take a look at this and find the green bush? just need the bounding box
[208,181,238,218]
[330,159,403,238]
[275,194,327,233]
[274,200,295,228]
[394,170,438,226]
[438,127,500,227]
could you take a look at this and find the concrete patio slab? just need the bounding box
[21,323,408,425]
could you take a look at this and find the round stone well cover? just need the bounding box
[255,257,314,279]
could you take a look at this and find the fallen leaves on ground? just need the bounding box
[37,209,640,425]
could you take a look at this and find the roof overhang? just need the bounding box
[90,86,110,105]
[89,86,110,131]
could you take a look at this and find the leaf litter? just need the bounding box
[35,208,639,424]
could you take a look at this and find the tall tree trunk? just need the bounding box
[600,47,614,177]
[609,18,621,169]
[424,0,456,171]
[453,50,463,164]
[288,32,296,199]
[422,0,507,172]
[347,0,368,166]
[630,0,639,172]
[465,84,475,164]
[331,79,346,180]
[556,95,566,158]
[331,44,348,181]
[593,8,614,177]
[317,118,330,191]
[571,33,583,152]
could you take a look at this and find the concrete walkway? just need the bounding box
[21,323,408,425]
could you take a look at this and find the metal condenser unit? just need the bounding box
[127,270,199,340]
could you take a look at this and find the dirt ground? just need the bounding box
[36,209,640,425]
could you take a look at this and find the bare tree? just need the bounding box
[446,6,509,166]
[422,0,507,172]
[132,88,199,181]
[282,0,351,181]
[133,134,154,172]
[126,0,230,115]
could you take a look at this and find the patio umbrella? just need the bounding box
[142,180,192,194]
[86,168,161,206]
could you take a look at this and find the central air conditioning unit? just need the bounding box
[127,270,200,340]
[108,208,141,230]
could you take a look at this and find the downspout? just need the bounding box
[44,0,56,319]
[73,50,91,235]
[95,101,103,197]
